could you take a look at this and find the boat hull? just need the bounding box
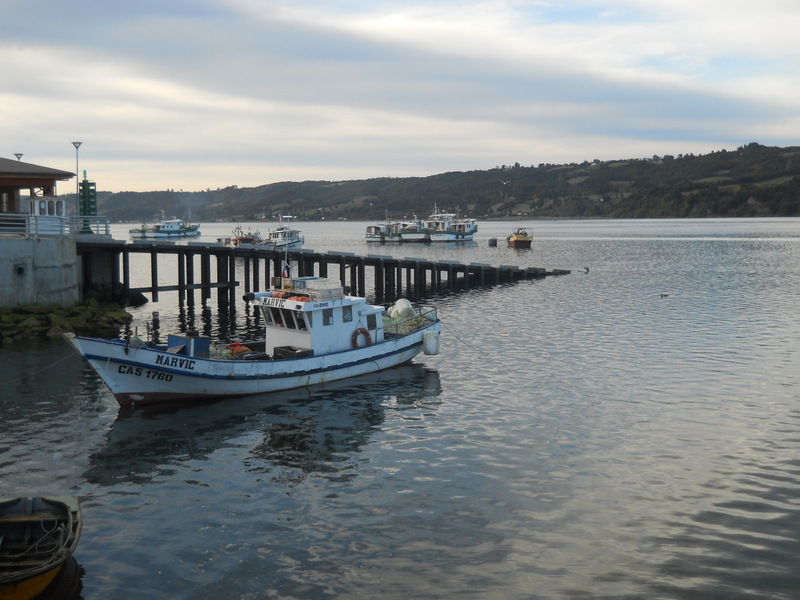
[429,231,476,242]
[272,238,304,251]
[223,232,304,250]
[129,228,201,239]
[1,568,61,600]
[65,323,440,407]
[223,238,304,250]
[507,238,532,248]
[400,232,428,242]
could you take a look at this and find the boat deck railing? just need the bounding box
[383,307,438,339]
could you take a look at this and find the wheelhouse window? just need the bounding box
[343,305,353,323]
[367,314,377,330]
[266,306,284,327]
[263,306,308,330]
[323,308,334,326]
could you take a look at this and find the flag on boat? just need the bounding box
[281,261,291,278]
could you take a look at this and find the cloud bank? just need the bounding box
[2,0,797,191]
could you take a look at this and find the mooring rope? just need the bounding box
[71,381,108,457]
[4,351,76,386]
[440,318,489,357]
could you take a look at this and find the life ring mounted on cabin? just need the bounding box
[352,327,372,348]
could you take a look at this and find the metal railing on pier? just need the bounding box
[0,214,111,237]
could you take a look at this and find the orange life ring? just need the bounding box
[352,327,372,348]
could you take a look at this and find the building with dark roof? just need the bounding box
[0,156,74,215]
[1,157,87,308]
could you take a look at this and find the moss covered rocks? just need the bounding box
[0,300,133,344]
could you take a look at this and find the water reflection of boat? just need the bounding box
[0,497,83,600]
[83,364,442,487]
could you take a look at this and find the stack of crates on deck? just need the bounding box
[290,277,344,301]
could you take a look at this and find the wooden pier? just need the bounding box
[76,239,570,307]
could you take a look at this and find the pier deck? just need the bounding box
[76,239,570,306]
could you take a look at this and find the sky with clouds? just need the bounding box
[2,0,798,192]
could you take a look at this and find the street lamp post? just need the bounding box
[72,142,82,215]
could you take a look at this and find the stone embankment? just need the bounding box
[0,300,133,344]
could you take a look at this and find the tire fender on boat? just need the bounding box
[352,327,372,348]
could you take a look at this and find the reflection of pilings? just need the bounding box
[201,249,211,301]
[75,241,570,305]
[186,250,195,307]
[177,248,186,303]
[150,251,159,302]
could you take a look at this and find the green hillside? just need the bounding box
[90,142,800,222]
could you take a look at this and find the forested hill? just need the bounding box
[94,142,800,222]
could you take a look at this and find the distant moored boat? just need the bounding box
[129,211,200,239]
[506,227,533,248]
[365,206,477,243]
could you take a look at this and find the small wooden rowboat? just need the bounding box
[0,497,82,600]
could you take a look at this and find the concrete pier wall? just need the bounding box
[1,237,80,307]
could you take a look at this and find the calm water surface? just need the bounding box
[2,218,800,599]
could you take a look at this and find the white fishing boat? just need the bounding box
[65,276,440,407]
[263,223,304,250]
[372,207,476,242]
[398,219,428,242]
[218,225,263,246]
[218,220,304,250]
[423,208,478,242]
[366,207,476,243]
[365,220,413,243]
[129,211,201,239]
[365,223,387,242]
